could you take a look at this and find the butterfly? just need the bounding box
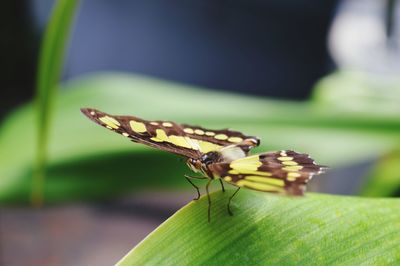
[81,108,326,222]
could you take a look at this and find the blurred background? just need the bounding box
[1,0,400,265]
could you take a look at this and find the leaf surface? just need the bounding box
[118,191,400,266]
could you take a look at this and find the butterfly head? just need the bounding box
[186,158,202,173]
[186,151,222,174]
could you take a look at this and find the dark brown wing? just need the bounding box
[209,150,326,195]
[81,108,259,158]
[81,108,202,158]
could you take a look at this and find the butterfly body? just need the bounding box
[186,143,256,179]
[81,108,326,221]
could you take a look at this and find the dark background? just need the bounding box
[1,0,337,119]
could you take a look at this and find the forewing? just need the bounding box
[82,108,260,157]
[210,150,326,195]
[81,108,203,158]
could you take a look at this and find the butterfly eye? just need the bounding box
[186,158,201,172]
[201,151,220,165]
[187,158,197,166]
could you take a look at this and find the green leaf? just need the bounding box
[1,73,400,203]
[33,0,79,205]
[118,190,400,265]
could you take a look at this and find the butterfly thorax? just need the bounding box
[186,145,249,179]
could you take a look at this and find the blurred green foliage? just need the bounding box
[360,149,400,197]
[0,0,398,205]
[313,71,400,197]
[313,70,400,116]
[0,73,399,203]
[0,0,398,203]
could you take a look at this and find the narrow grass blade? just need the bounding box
[33,0,79,206]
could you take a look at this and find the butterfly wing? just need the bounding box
[209,150,326,195]
[81,108,259,158]
[82,108,202,158]
[180,123,259,149]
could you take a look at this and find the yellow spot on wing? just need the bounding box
[149,129,200,150]
[282,161,298,166]
[162,122,173,127]
[236,180,284,192]
[151,129,169,142]
[224,176,232,182]
[184,137,200,150]
[205,131,215,136]
[228,170,240,175]
[230,169,271,176]
[130,121,147,133]
[228,137,243,143]
[288,172,301,178]
[287,172,301,181]
[244,176,284,186]
[184,128,194,134]
[197,140,222,153]
[283,165,303,172]
[194,129,205,135]
[215,134,228,140]
[230,162,261,171]
[99,116,120,129]
[168,135,192,148]
[230,155,262,171]
[278,156,293,161]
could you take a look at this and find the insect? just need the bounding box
[81,108,326,222]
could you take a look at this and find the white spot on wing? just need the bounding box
[220,146,246,162]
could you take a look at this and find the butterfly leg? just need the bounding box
[219,179,225,192]
[206,180,212,223]
[227,187,241,216]
[184,175,207,180]
[184,175,202,200]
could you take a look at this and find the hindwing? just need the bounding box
[210,150,326,195]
